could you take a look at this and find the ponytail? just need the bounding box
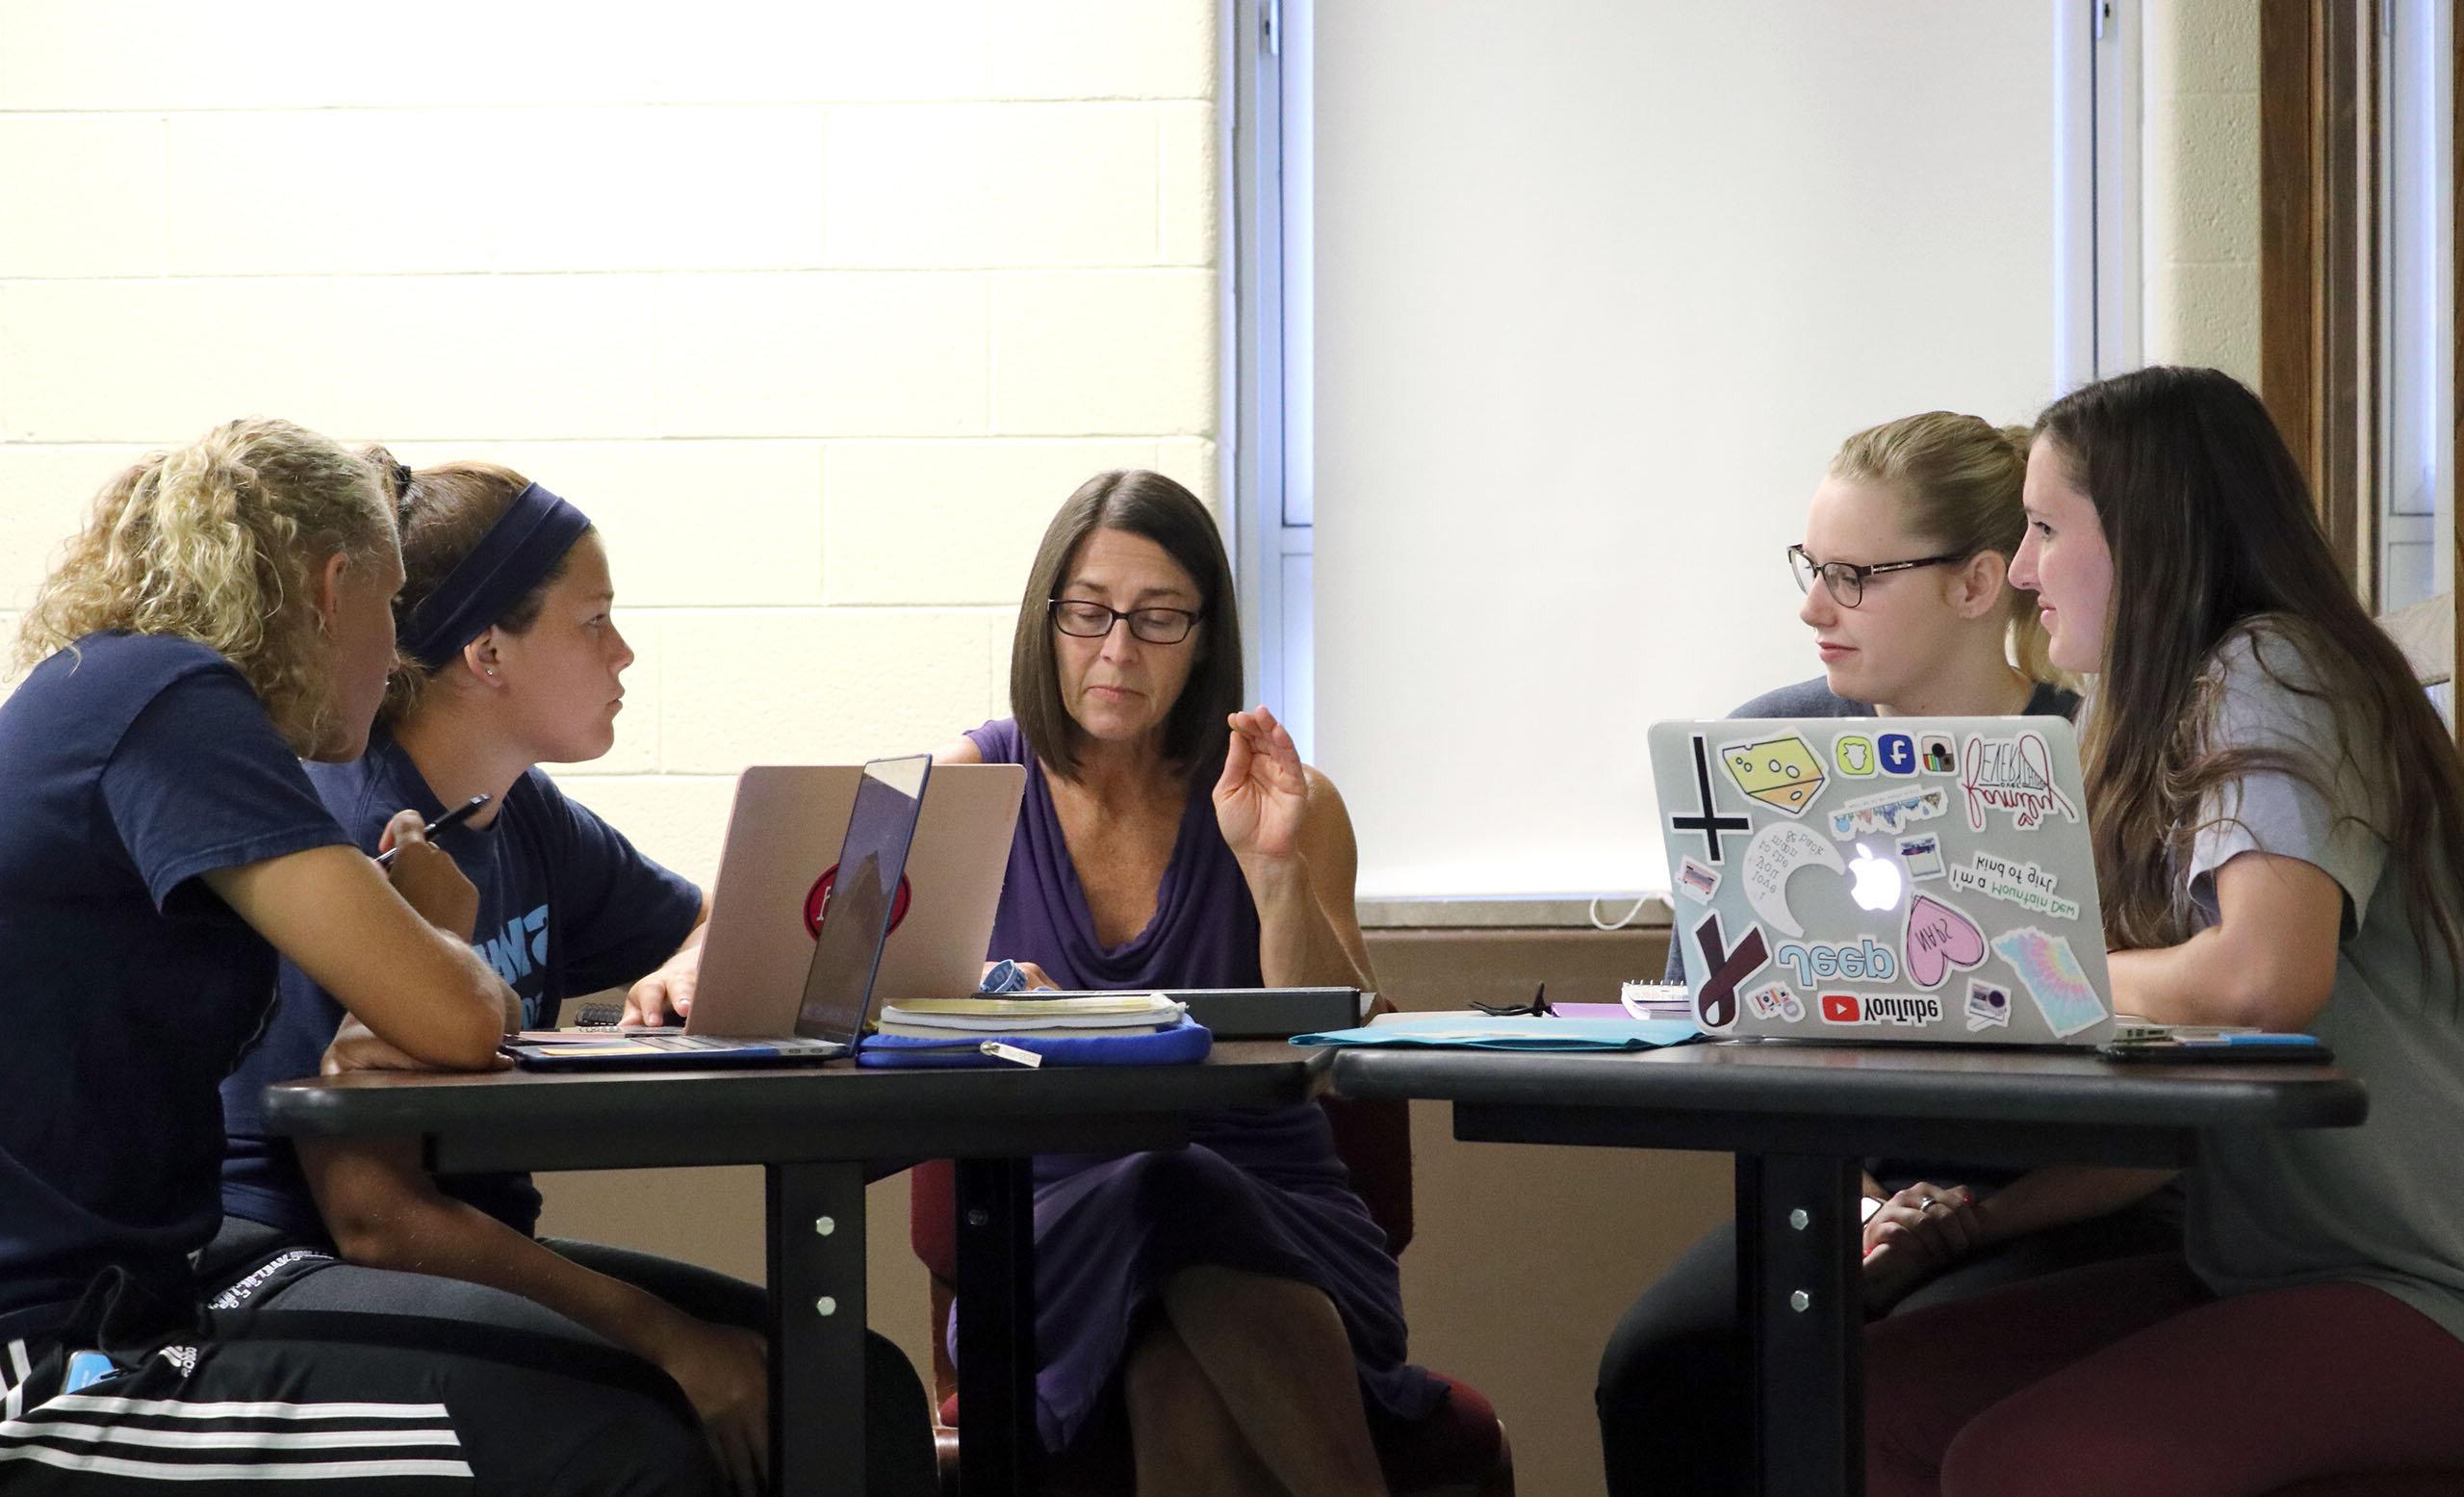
[1830,412,2067,688]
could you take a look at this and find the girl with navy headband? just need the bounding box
[210,456,935,1497]
[0,420,722,1494]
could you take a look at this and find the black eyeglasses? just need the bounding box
[1786,545,1969,608]
[1047,598,1203,645]
[1472,984,1554,1018]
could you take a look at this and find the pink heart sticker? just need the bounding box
[1904,894,1986,990]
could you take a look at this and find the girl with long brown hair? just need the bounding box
[1601,411,2193,1497]
[1863,367,2464,1494]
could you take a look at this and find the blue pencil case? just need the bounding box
[857,1015,1214,1069]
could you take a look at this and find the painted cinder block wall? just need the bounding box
[0,0,1223,891]
[2143,0,2262,382]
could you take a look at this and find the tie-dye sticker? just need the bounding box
[1989,926,2110,1038]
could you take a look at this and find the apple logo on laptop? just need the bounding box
[1847,843,1904,913]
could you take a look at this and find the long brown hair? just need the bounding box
[2037,366,2464,966]
[1009,470,1242,781]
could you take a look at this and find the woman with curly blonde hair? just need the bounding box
[0,418,722,1495]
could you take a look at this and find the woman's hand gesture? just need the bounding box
[1212,706,1309,863]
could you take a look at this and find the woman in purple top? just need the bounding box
[936,470,1437,1495]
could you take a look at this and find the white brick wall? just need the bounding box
[0,0,1225,890]
[2142,0,2261,385]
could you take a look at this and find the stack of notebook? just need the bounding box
[877,992,1187,1037]
[1619,981,1694,1022]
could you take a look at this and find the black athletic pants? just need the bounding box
[1,1263,721,1493]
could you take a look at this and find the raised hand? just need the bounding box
[1212,705,1309,863]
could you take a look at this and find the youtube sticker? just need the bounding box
[1818,992,1942,1028]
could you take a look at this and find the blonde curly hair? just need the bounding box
[15,417,398,757]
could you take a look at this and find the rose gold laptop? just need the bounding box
[507,755,951,1067]
[526,760,1025,1050]
[668,761,1025,1037]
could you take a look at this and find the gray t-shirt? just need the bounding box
[2181,628,2464,1343]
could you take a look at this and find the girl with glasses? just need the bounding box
[933,469,1440,1496]
[1599,412,2181,1496]
[1864,367,2464,1494]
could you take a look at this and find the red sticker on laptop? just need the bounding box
[806,865,912,939]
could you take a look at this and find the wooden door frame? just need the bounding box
[2259,0,2374,592]
[2261,1,2461,740]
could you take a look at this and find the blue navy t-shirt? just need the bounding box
[219,730,702,1241]
[0,632,351,1341]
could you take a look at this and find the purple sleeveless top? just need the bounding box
[965,718,1264,992]
[960,720,1435,1452]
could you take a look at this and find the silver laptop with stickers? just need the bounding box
[1648,717,2118,1047]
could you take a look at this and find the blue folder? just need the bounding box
[858,1015,1214,1068]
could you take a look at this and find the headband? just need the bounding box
[398,482,593,667]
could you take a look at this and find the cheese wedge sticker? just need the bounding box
[1718,734,1827,817]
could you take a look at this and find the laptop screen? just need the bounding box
[794,754,933,1045]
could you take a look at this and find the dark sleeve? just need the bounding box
[534,777,705,994]
[100,668,350,913]
[1728,678,1865,719]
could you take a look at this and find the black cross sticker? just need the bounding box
[1691,910,1770,1031]
[1670,735,1752,863]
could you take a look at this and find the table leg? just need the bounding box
[955,1157,1039,1497]
[768,1161,868,1497]
[1736,1152,1862,1497]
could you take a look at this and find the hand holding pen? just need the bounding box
[376,796,488,942]
[374,794,490,867]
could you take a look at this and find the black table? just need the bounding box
[1323,1040,2368,1497]
[264,1044,1322,1497]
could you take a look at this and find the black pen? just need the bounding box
[374,794,490,868]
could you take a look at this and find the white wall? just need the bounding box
[1310,2,2063,898]
[0,0,1223,890]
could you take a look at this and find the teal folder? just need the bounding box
[1289,1016,1701,1051]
